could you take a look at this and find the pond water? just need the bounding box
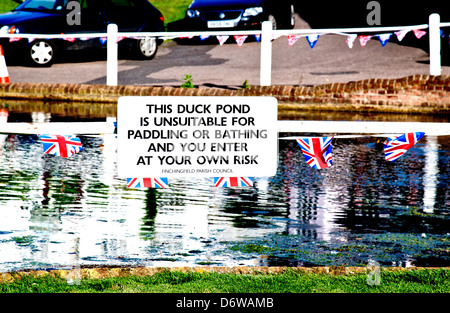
[0,102,449,272]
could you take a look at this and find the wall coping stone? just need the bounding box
[0,75,449,114]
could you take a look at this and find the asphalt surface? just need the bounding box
[6,15,450,88]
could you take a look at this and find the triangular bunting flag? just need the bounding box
[346,34,357,48]
[127,177,169,189]
[9,37,21,42]
[100,37,107,45]
[254,34,261,42]
[199,35,210,41]
[40,135,83,158]
[217,35,229,45]
[296,137,334,169]
[395,30,409,41]
[383,132,425,161]
[116,36,126,43]
[64,37,76,43]
[412,29,426,39]
[234,35,248,47]
[306,34,319,49]
[359,35,373,47]
[214,177,253,187]
[272,33,282,40]
[288,34,301,46]
[378,33,392,47]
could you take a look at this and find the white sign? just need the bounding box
[117,96,278,178]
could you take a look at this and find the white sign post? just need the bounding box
[117,96,278,178]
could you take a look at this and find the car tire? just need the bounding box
[267,15,277,30]
[134,36,158,60]
[288,4,295,29]
[27,40,55,67]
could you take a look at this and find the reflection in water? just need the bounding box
[0,108,449,271]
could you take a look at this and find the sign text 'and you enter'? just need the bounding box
[117,96,278,178]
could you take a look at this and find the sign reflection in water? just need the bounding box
[0,111,449,272]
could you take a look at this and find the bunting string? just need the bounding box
[1,110,447,189]
[27,130,432,189]
[5,25,448,50]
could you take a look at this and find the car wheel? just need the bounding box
[289,4,295,29]
[134,37,158,60]
[28,40,55,66]
[268,15,277,30]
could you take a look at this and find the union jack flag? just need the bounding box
[383,132,425,161]
[127,177,169,189]
[214,177,253,187]
[40,134,83,158]
[296,137,334,169]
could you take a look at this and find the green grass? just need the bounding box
[0,0,19,13]
[0,269,448,293]
[151,0,192,25]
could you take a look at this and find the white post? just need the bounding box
[106,23,118,86]
[423,136,439,214]
[260,21,272,86]
[429,13,441,76]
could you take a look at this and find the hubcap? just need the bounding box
[290,5,295,26]
[268,15,276,30]
[139,37,156,57]
[31,41,53,64]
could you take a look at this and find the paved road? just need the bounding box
[6,16,450,88]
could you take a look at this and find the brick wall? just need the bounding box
[0,75,448,113]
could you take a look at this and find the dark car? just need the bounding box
[0,0,165,66]
[170,0,295,32]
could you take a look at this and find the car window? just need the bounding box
[108,0,137,7]
[17,0,68,11]
[80,0,105,15]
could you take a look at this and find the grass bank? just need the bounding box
[0,268,448,293]
[0,0,19,13]
[151,0,191,25]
